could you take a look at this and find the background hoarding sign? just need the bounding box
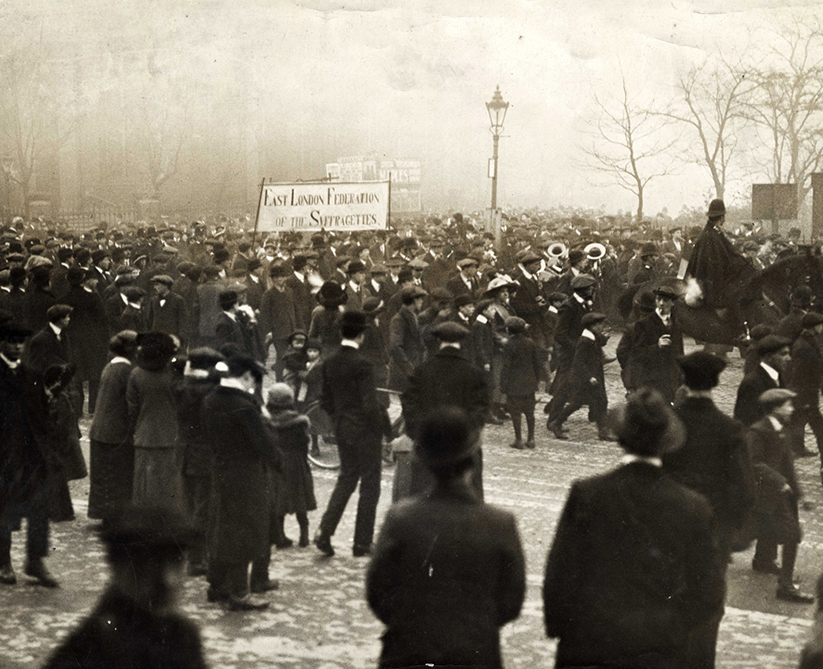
[256,181,389,232]
[752,183,798,220]
[328,156,422,213]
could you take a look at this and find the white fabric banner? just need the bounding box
[255,181,389,232]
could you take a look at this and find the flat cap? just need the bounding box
[580,312,606,328]
[756,335,791,356]
[678,351,726,390]
[570,274,596,290]
[457,257,479,269]
[505,316,527,333]
[759,388,796,409]
[150,274,174,286]
[432,321,469,342]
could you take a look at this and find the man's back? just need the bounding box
[321,345,382,430]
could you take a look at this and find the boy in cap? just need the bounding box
[146,274,188,344]
[500,316,543,449]
[548,312,614,441]
[748,388,814,602]
[43,506,207,668]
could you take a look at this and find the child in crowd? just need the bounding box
[547,312,616,442]
[265,383,316,549]
[500,317,543,449]
[286,337,325,457]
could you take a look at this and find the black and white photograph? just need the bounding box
[3,0,823,667]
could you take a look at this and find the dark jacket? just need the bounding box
[367,479,525,669]
[175,376,219,477]
[789,332,823,408]
[666,395,755,536]
[620,311,684,402]
[553,296,588,372]
[60,286,109,379]
[401,346,488,441]
[26,325,70,374]
[500,332,543,397]
[544,462,725,669]
[146,292,188,341]
[259,285,297,341]
[734,364,782,427]
[42,590,207,669]
[202,384,277,564]
[0,359,52,521]
[89,360,133,444]
[321,343,388,438]
[388,305,424,392]
[127,365,179,450]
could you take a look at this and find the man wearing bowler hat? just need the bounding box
[0,319,58,588]
[664,350,754,667]
[620,282,684,404]
[315,310,390,558]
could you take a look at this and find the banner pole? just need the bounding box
[251,178,266,250]
[387,174,392,231]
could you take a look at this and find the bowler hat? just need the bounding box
[568,249,584,265]
[269,263,291,278]
[187,347,225,370]
[317,281,348,308]
[266,383,295,410]
[414,407,478,470]
[707,198,726,217]
[615,387,685,456]
[339,310,367,337]
[346,260,366,275]
[678,351,726,390]
[362,297,384,316]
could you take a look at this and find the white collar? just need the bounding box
[49,322,62,337]
[767,415,783,432]
[83,286,94,293]
[0,286,10,293]
[573,292,585,305]
[621,454,662,468]
[340,338,360,350]
[518,264,534,280]
[293,271,304,282]
[120,292,129,305]
[220,377,251,393]
[110,356,131,365]
[571,267,580,277]
[349,280,360,292]
[250,274,260,284]
[548,305,558,314]
[0,352,19,369]
[224,310,237,321]
[581,328,595,341]
[655,308,671,324]
[760,362,779,383]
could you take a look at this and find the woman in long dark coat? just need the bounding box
[88,331,138,522]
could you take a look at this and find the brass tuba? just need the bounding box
[547,242,568,259]
[584,242,606,261]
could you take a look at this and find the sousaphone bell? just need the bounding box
[584,242,606,261]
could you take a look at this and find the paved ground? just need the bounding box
[2,338,822,668]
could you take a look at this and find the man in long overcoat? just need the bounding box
[788,313,823,460]
[401,322,489,499]
[202,354,275,610]
[734,335,791,427]
[368,408,525,669]
[545,388,725,669]
[663,351,754,667]
[387,285,427,392]
[0,320,59,588]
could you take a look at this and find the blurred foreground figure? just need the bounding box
[367,407,525,669]
[43,506,207,669]
[544,388,725,669]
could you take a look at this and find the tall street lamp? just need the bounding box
[486,85,509,212]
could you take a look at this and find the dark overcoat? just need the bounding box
[388,305,424,392]
[553,296,587,374]
[202,384,277,564]
[42,591,207,669]
[61,286,109,380]
[544,462,725,669]
[367,480,525,669]
[665,396,755,539]
[146,292,188,341]
[734,365,782,427]
[500,332,543,397]
[621,311,684,402]
[789,333,823,408]
[26,325,70,374]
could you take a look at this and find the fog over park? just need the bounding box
[0,0,821,222]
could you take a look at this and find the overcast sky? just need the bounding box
[6,0,822,216]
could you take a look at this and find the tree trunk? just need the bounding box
[636,188,644,224]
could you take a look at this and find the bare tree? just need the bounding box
[579,75,678,222]
[0,41,80,213]
[661,57,755,200]
[745,18,823,205]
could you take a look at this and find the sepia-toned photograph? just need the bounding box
[2,1,823,667]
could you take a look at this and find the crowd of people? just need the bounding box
[2,199,823,666]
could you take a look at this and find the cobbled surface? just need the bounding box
[1,338,821,668]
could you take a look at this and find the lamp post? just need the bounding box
[1,156,13,225]
[486,86,508,250]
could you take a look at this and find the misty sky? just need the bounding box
[5,0,821,216]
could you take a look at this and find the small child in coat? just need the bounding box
[264,383,317,549]
[285,338,325,457]
[548,312,615,442]
[500,317,544,449]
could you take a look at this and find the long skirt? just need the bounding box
[88,439,134,520]
[132,447,184,513]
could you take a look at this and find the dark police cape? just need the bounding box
[686,221,756,309]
